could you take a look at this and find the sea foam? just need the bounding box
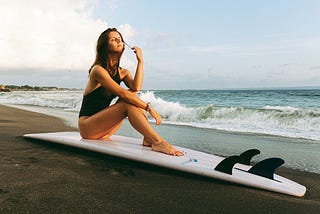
[140,91,320,141]
[1,90,320,141]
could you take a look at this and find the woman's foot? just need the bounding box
[151,140,184,156]
[142,138,152,147]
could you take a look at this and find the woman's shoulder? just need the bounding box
[90,65,110,77]
[119,67,130,79]
[91,64,104,73]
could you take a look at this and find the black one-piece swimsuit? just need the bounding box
[78,72,121,117]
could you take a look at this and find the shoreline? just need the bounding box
[4,103,320,143]
[5,103,320,143]
[1,104,320,213]
[3,103,320,175]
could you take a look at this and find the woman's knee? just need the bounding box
[126,103,142,114]
[117,100,139,112]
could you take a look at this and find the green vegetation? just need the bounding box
[1,84,77,91]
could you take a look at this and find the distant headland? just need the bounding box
[0,84,79,92]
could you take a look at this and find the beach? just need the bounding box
[1,104,320,213]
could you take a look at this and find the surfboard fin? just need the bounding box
[214,149,260,174]
[214,155,241,174]
[238,149,260,165]
[248,157,285,180]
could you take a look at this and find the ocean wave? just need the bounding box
[0,91,82,112]
[140,91,320,141]
[1,90,320,141]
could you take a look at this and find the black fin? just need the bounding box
[214,156,242,174]
[238,149,260,165]
[248,158,285,180]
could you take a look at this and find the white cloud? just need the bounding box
[118,24,135,43]
[192,37,320,55]
[106,0,119,11]
[0,0,135,72]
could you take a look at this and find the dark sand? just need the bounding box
[1,104,319,213]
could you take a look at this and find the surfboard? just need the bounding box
[23,131,306,197]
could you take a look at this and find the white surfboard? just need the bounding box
[24,131,306,197]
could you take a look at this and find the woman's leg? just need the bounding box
[78,101,183,156]
[122,102,183,156]
[78,102,128,139]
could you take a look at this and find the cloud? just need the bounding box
[143,31,170,49]
[189,37,320,57]
[106,0,119,10]
[310,66,320,70]
[190,43,293,57]
[118,24,135,42]
[0,0,135,72]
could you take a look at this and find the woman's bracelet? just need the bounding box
[145,102,151,111]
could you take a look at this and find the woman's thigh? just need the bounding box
[78,102,128,139]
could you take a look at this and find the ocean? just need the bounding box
[1,89,320,174]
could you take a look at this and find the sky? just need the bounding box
[1,0,320,89]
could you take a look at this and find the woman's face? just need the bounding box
[108,31,124,53]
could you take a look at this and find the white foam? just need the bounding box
[140,91,320,141]
[1,90,320,141]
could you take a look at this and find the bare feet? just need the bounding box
[142,138,184,156]
[151,140,184,156]
[142,138,152,147]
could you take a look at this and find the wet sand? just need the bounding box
[1,104,319,213]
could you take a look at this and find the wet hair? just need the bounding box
[89,28,125,76]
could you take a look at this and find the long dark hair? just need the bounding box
[89,28,125,76]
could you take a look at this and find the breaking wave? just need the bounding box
[1,90,320,141]
[140,91,320,141]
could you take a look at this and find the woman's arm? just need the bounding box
[123,46,144,91]
[93,65,161,125]
[92,65,144,106]
[92,65,162,125]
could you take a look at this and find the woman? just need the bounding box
[78,28,183,156]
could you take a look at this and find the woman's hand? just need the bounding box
[149,108,162,126]
[132,46,143,63]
